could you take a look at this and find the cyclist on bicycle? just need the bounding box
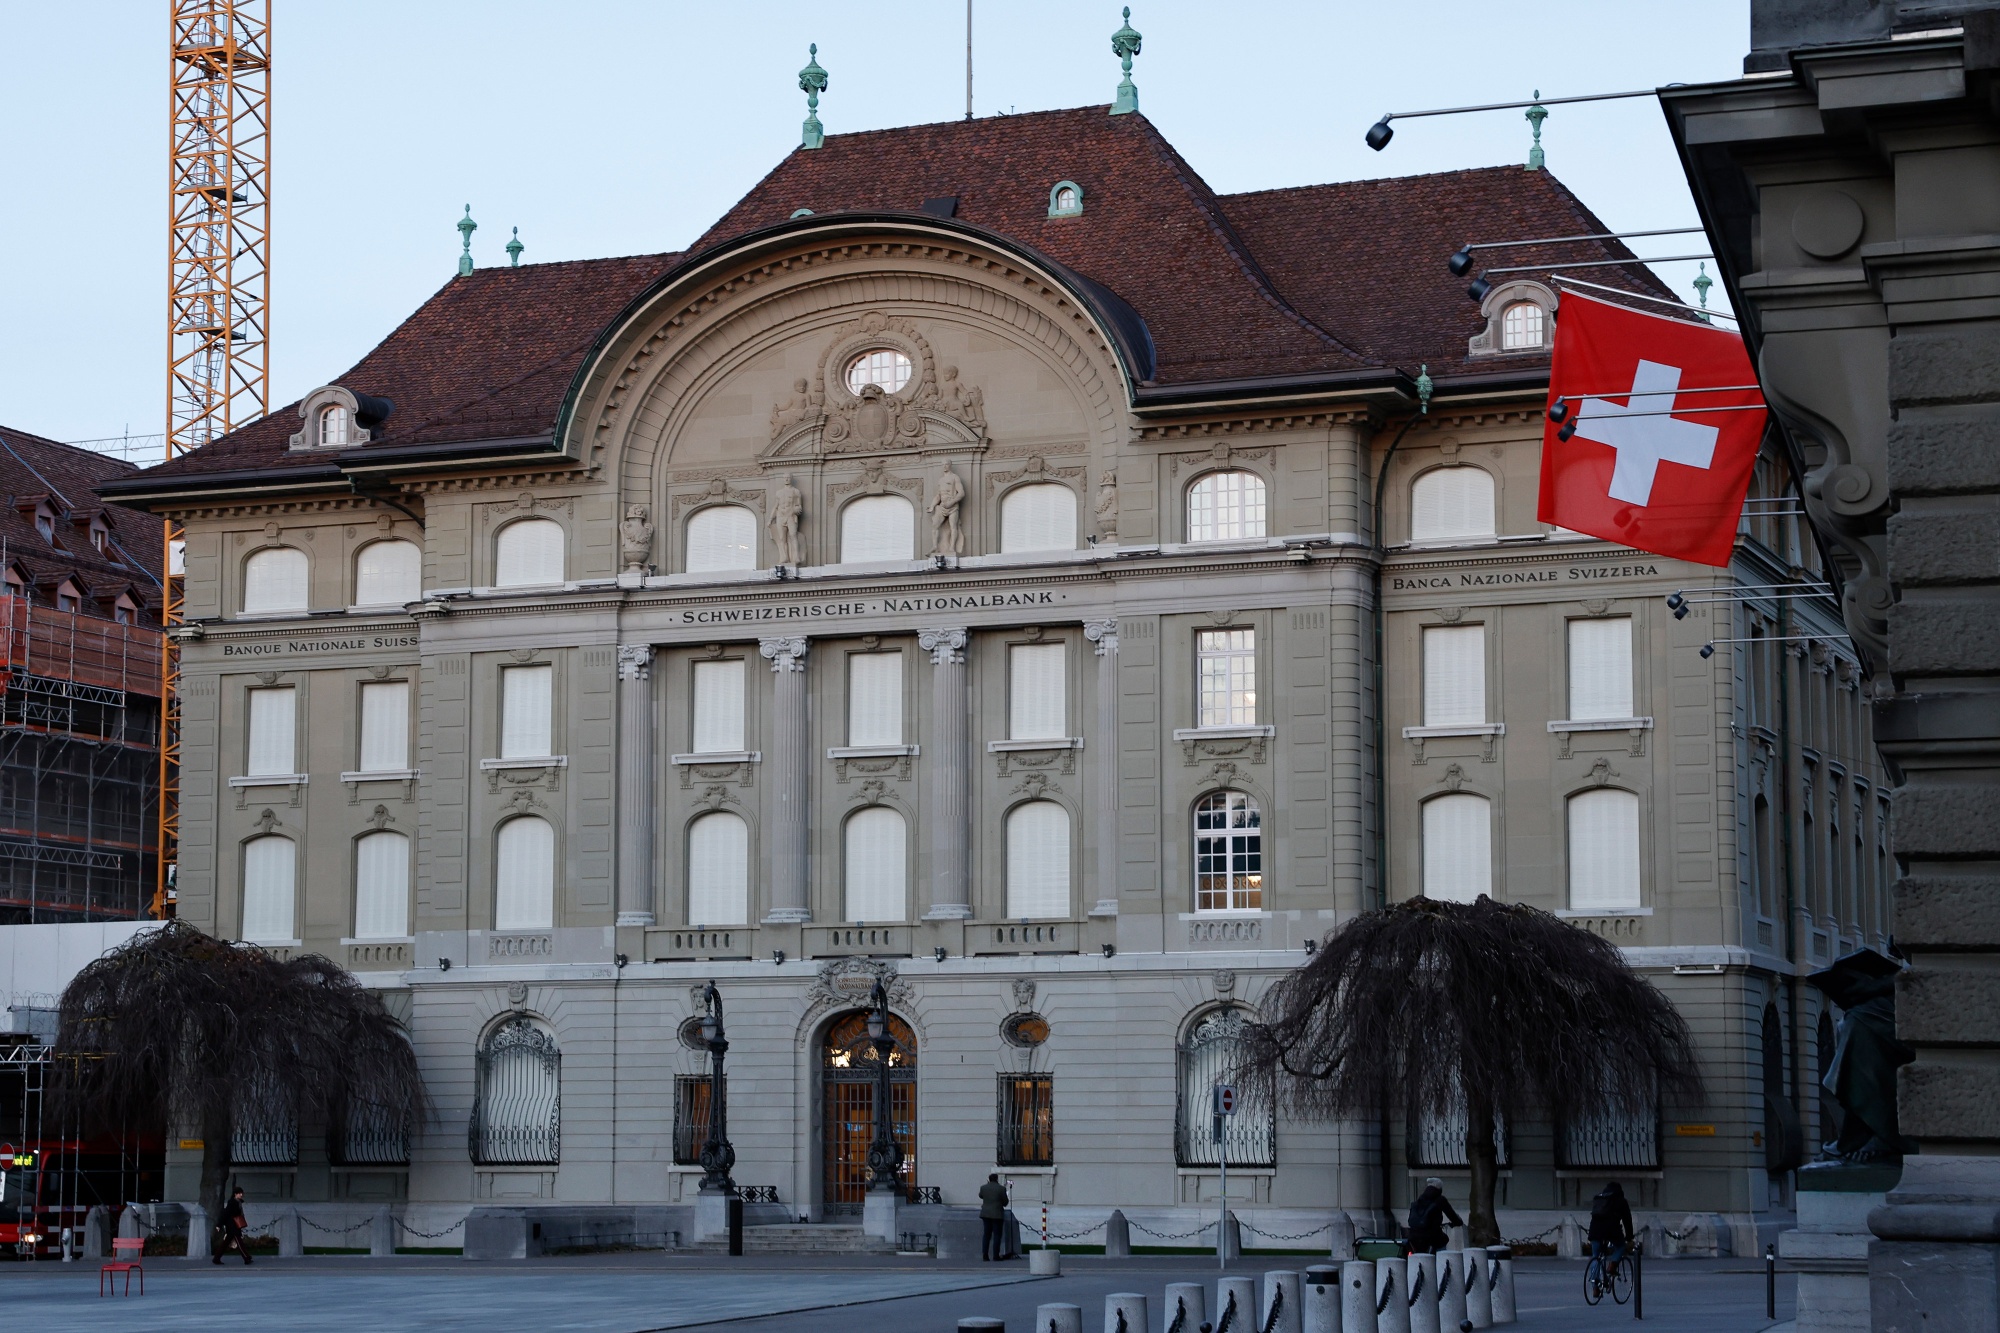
[1407,1177,1464,1254]
[1587,1181,1635,1270]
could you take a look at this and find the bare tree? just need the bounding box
[1247,896,1702,1245]
[49,921,425,1227]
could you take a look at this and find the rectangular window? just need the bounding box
[1196,629,1256,727]
[357,681,410,772]
[847,652,903,746]
[997,1074,1055,1166]
[1422,625,1485,727]
[673,1074,716,1166]
[1009,643,1067,740]
[1567,617,1633,720]
[246,687,297,776]
[500,664,553,758]
[691,659,746,754]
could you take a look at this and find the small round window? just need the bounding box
[677,1016,710,1052]
[1002,1012,1050,1048]
[845,348,912,395]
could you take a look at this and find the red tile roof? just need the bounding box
[0,424,164,615]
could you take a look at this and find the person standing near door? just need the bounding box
[978,1173,1010,1261]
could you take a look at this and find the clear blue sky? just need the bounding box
[2,1,1748,448]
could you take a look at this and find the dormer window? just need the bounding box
[318,404,351,447]
[89,520,110,555]
[55,580,81,614]
[34,505,55,545]
[1467,280,1556,358]
[2,568,23,599]
[1501,301,1545,350]
[114,593,139,625]
[288,385,391,451]
[1047,180,1084,219]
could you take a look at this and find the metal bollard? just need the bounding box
[1437,1251,1466,1333]
[1376,1257,1410,1333]
[1264,1270,1303,1333]
[1340,1260,1376,1333]
[1103,1292,1147,1333]
[1036,1303,1083,1333]
[1302,1265,1341,1333]
[1166,1282,1206,1333]
[1463,1248,1491,1330]
[1408,1253,1439,1333]
[1484,1247,1514,1325]
[1218,1276,1258,1332]
[1765,1245,1776,1320]
[1329,1212,1357,1262]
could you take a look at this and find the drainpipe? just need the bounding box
[1776,594,1804,1188]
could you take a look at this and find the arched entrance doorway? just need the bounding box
[821,1010,917,1214]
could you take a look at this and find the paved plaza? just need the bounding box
[0,1252,1795,1333]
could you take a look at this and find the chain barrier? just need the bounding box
[1261,1287,1284,1333]
[1662,1224,1696,1241]
[1215,1289,1240,1333]
[394,1216,465,1241]
[1377,1274,1394,1315]
[1041,1222,1105,1241]
[1130,1220,1217,1242]
[1501,1222,1562,1246]
[1114,1310,1129,1333]
[1166,1295,1189,1333]
[1241,1221,1333,1243]
[298,1215,371,1236]
[1408,1266,1427,1304]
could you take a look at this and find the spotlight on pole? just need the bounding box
[1667,593,1689,620]
[1700,643,1716,659]
[1465,275,1493,303]
[1448,245,1474,277]
[1366,116,1394,150]
[1557,418,1579,441]
[1547,398,1569,424]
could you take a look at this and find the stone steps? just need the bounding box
[689,1224,899,1255]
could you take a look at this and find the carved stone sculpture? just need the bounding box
[769,378,818,437]
[1094,470,1119,542]
[937,365,987,435]
[930,468,966,557]
[618,504,653,574]
[768,475,804,566]
[1807,949,1916,1164]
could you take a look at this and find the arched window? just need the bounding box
[843,806,907,923]
[687,811,749,926]
[242,547,309,614]
[1006,801,1071,919]
[353,830,410,939]
[1422,792,1491,902]
[1186,471,1266,543]
[241,834,297,943]
[1048,180,1084,218]
[1000,483,1077,553]
[354,539,421,606]
[1175,1008,1274,1166]
[1193,790,1262,912]
[1501,301,1545,351]
[471,1016,561,1165]
[318,404,352,447]
[845,349,913,395]
[494,518,565,587]
[685,505,758,573]
[1568,788,1641,911]
[840,495,915,564]
[494,816,555,931]
[1410,468,1496,543]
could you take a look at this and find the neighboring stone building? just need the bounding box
[102,103,1879,1242]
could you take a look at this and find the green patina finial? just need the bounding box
[1416,364,1434,413]
[1692,262,1714,322]
[456,205,477,276]
[506,227,523,268]
[1525,91,1548,171]
[799,43,829,149]
[1110,7,1142,115]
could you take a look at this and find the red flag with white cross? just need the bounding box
[1537,291,1766,567]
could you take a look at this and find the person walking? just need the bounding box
[213,1186,253,1265]
[1587,1181,1635,1270]
[977,1173,1010,1262]
[1406,1177,1464,1254]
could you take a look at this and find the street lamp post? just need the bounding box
[697,980,736,1196]
[864,978,904,1193]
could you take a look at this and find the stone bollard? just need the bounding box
[1302,1266,1341,1333]
[1103,1292,1147,1333]
[1340,1261,1376,1333]
[1329,1211,1357,1262]
[1104,1209,1132,1258]
[371,1206,396,1257]
[1557,1216,1582,1261]
[1376,1257,1410,1333]
[1263,1270,1303,1333]
[1463,1248,1492,1330]
[1218,1276,1259,1331]
[959,1321,1005,1332]
[83,1206,108,1259]
[1165,1281,1205,1332]
[278,1207,302,1258]
[1484,1247,1514,1324]
[1029,1247,1062,1276]
[1220,1209,1243,1261]
[116,1206,141,1241]
[1438,1250,1466,1333]
[1408,1253,1439,1333]
[1036,1303,1083,1333]
[184,1204,212,1261]
[1446,1225,1468,1252]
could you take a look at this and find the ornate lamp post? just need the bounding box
[697,980,736,1195]
[864,978,904,1193]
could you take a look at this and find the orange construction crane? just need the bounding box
[160,2,271,917]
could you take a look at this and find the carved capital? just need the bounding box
[758,636,810,673]
[617,644,653,682]
[918,626,969,666]
[1083,619,1120,656]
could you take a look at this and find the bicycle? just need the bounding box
[1584,1243,1634,1306]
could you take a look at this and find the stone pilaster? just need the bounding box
[1084,619,1121,917]
[758,636,812,924]
[614,645,655,927]
[918,626,972,920]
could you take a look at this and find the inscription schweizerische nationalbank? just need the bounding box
[677,589,1063,625]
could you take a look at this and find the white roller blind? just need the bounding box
[1000,484,1077,553]
[1009,643,1067,740]
[1006,801,1071,918]
[1569,788,1641,911]
[1422,793,1491,903]
[1411,468,1496,542]
[686,506,757,573]
[686,811,749,926]
[1422,625,1486,727]
[843,806,907,923]
[353,830,410,939]
[355,540,421,606]
[1568,617,1634,721]
[241,836,296,942]
[246,687,296,776]
[243,547,308,613]
[691,659,746,753]
[495,817,555,930]
[358,681,410,772]
[847,652,903,746]
[840,495,915,563]
[494,518,565,587]
[501,665,553,758]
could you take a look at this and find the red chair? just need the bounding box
[100,1236,144,1295]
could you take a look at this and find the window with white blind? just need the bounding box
[246,687,297,776]
[1568,788,1641,911]
[685,505,757,573]
[354,540,421,606]
[353,830,410,939]
[1567,617,1634,721]
[500,665,553,758]
[494,518,565,587]
[1009,643,1067,740]
[847,652,903,746]
[243,547,308,614]
[843,806,907,922]
[687,811,749,925]
[1006,801,1072,918]
[357,681,410,772]
[1000,484,1077,553]
[1410,468,1496,543]
[241,835,297,942]
[691,659,746,753]
[1196,630,1256,727]
[1186,471,1267,543]
[840,495,915,563]
[1422,793,1492,902]
[1422,625,1486,727]
[494,816,556,930]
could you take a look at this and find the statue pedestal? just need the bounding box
[1780,1163,1900,1333]
[1870,1156,2000,1333]
[862,1189,901,1245]
[692,1188,731,1243]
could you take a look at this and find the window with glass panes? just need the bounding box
[997,1074,1054,1165]
[1194,790,1262,911]
[1186,471,1266,542]
[1196,630,1256,727]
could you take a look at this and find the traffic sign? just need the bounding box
[1213,1084,1237,1116]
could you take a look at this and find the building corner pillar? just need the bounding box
[614,645,656,927]
[1085,618,1121,918]
[759,636,813,924]
[918,626,973,920]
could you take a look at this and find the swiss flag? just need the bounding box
[1537,291,1766,567]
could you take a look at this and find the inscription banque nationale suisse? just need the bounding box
[222,633,419,656]
[1390,561,1660,592]
[678,589,1062,625]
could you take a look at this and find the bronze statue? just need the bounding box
[1807,948,1915,1164]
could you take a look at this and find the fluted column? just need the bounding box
[615,645,656,926]
[1084,619,1120,917]
[758,636,812,923]
[918,626,973,920]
